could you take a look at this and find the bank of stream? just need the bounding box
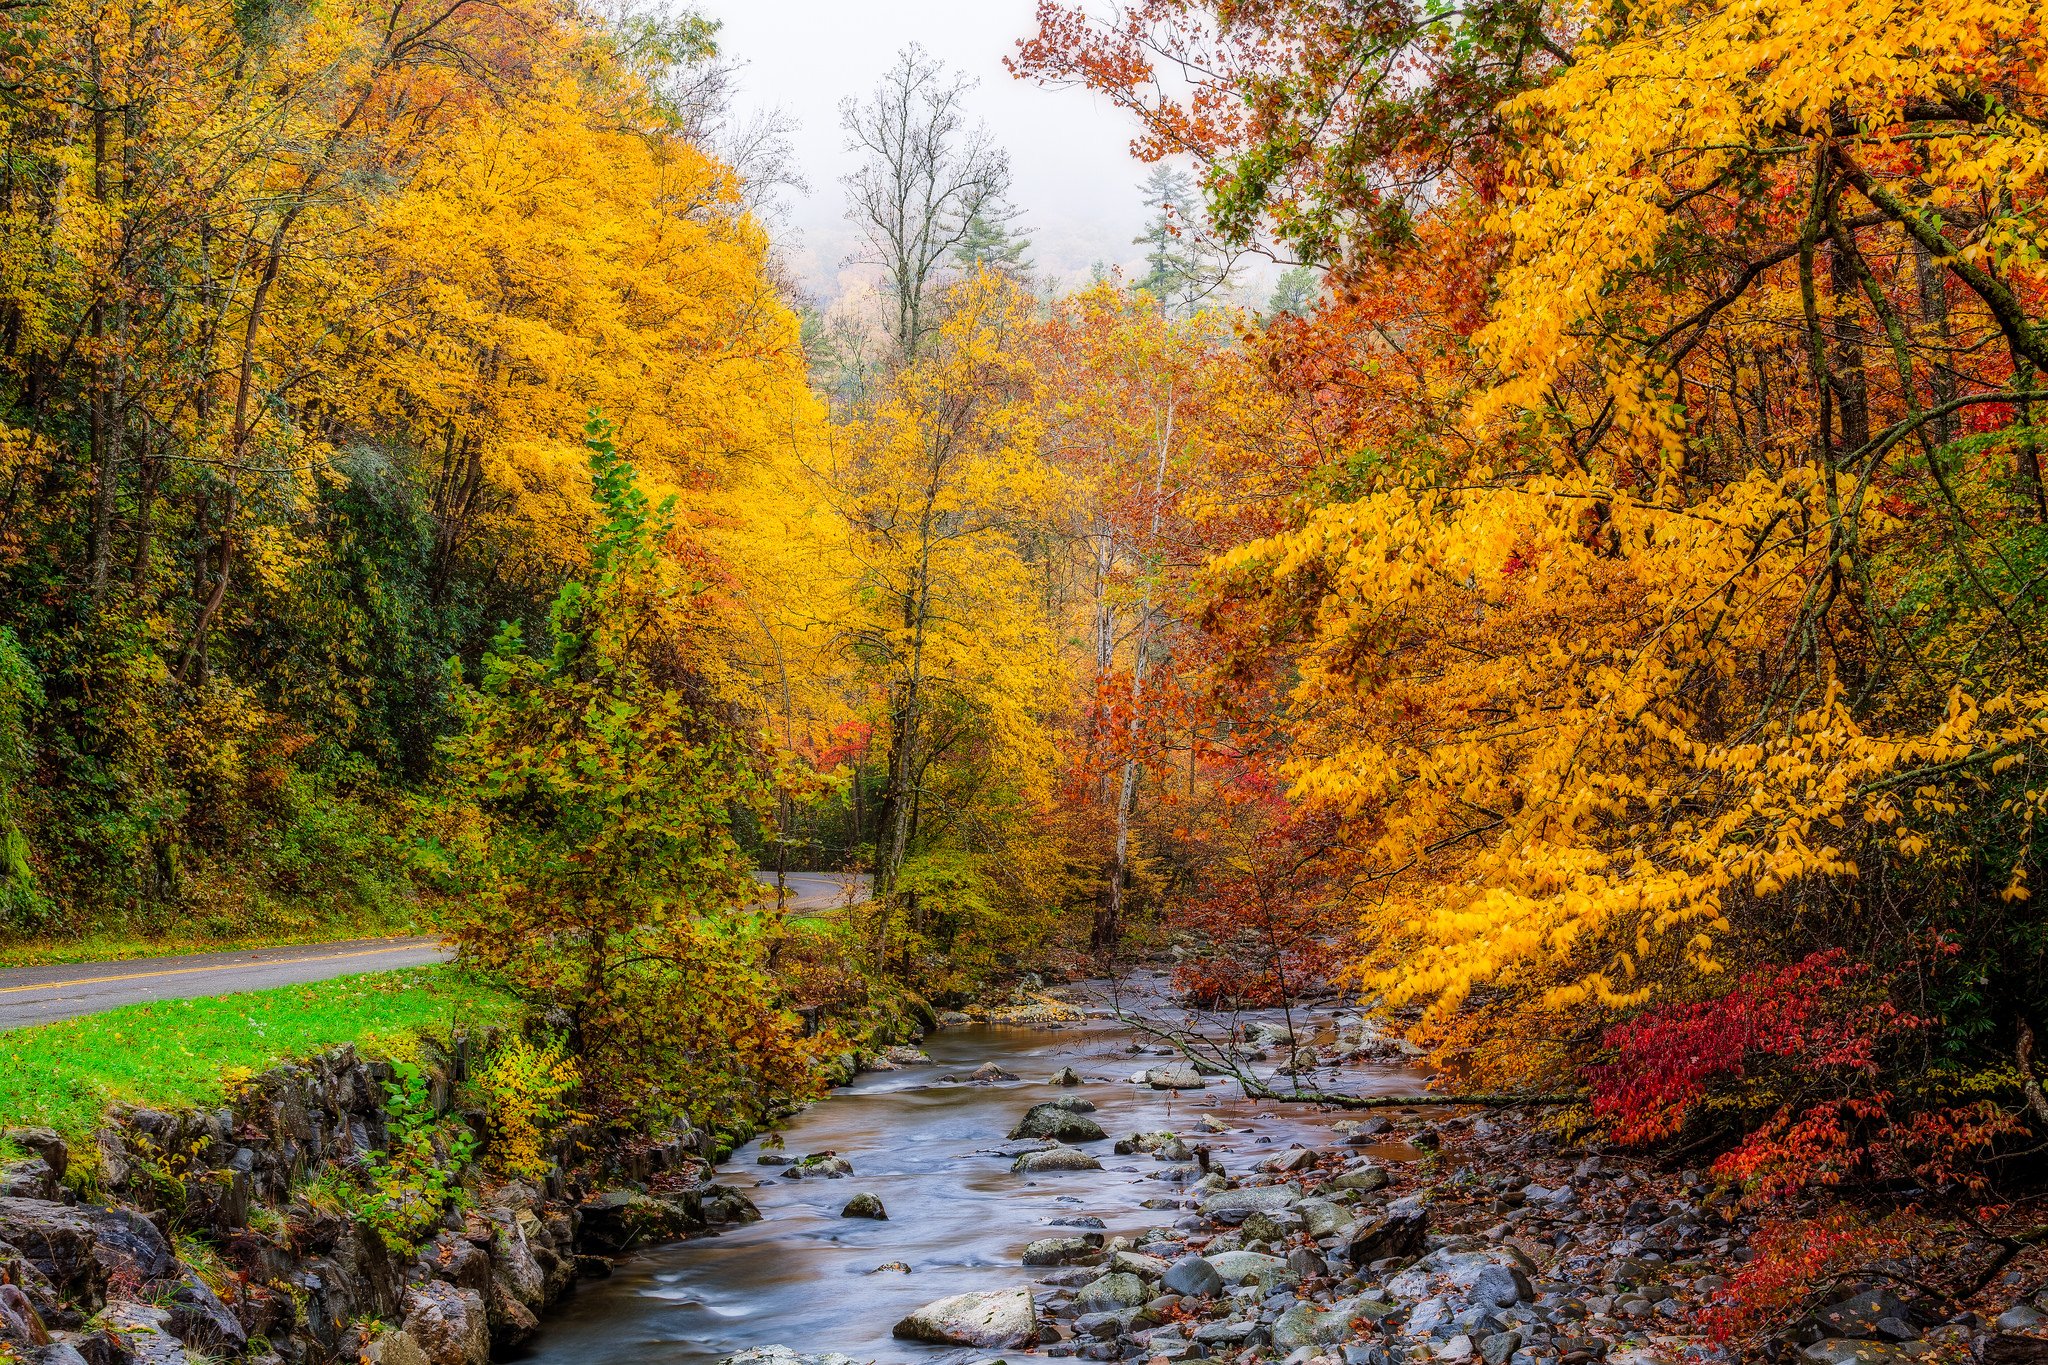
[518,985,1423,1364]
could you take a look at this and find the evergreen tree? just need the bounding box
[953,204,1034,276]
[1266,265,1319,318]
[1134,165,1199,302]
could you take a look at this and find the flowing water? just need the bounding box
[517,990,1423,1365]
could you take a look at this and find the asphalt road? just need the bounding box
[749,869,871,914]
[0,938,452,1032]
[0,870,871,1031]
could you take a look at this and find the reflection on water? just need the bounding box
[515,996,1422,1365]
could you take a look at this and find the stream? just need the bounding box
[516,988,1423,1365]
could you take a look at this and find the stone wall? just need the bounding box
[0,1040,758,1365]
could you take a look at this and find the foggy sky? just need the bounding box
[696,0,1173,299]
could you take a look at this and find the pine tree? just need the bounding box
[953,204,1033,276]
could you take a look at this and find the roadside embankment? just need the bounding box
[0,970,929,1365]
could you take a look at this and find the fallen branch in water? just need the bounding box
[1108,1000,1579,1111]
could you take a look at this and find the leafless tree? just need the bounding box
[840,44,1012,362]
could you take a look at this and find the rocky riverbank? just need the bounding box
[724,1001,2048,1365]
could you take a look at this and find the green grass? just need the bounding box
[0,967,517,1145]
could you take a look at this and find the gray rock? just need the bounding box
[1272,1300,1355,1350]
[1333,1165,1390,1193]
[1051,1067,1084,1086]
[362,1329,435,1365]
[1206,1250,1297,1294]
[720,1350,864,1365]
[1075,1271,1149,1311]
[0,1160,57,1202]
[840,1193,887,1220]
[1162,1255,1223,1298]
[1999,1306,2046,1333]
[1146,1065,1206,1090]
[1010,1104,1108,1143]
[1800,1343,1922,1365]
[1108,1250,1169,1281]
[1814,1290,1914,1340]
[1198,1184,1302,1223]
[1468,1264,1533,1309]
[98,1303,189,1365]
[0,1134,64,1183]
[892,1288,1039,1349]
[1193,1319,1259,1344]
[1022,1236,1102,1266]
[1482,1331,1525,1365]
[402,1281,490,1365]
[1013,1146,1102,1174]
[1341,1206,1428,1266]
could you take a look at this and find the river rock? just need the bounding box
[1342,1205,1428,1265]
[892,1288,1039,1348]
[780,1154,854,1179]
[1206,1250,1297,1293]
[1198,1183,1302,1223]
[1013,1146,1101,1174]
[1273,1298,1360,1350]
[402,1282,490,1365]
[1075,1271,1149,1311]
[1051,1066,1083,1086]
[1297,1197,1356,1239]
[1466,1263,1532,1309]
[969,1062,1018,1083]
[1108,1250,1170,1280]
[840,1193,887,1220]
[576,1191,699,1253]
[1022,1236,1102,1266]
[1145,1065,1205,1090]
[1162,1255,1224,1298]
[1009,1103,1107,1143]
[721,1350,865,1365]
[1333,1164,1390,1192]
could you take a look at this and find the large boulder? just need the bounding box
[1008,1103,1107,1143]
[892,1288,1039,1349]
[402,1282,490,1365]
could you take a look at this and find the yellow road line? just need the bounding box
[0,943,445,996]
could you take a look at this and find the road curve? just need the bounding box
[0,870,871,1031]
[0,938,452,1032]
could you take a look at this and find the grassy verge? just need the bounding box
[0,966,516,1145]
